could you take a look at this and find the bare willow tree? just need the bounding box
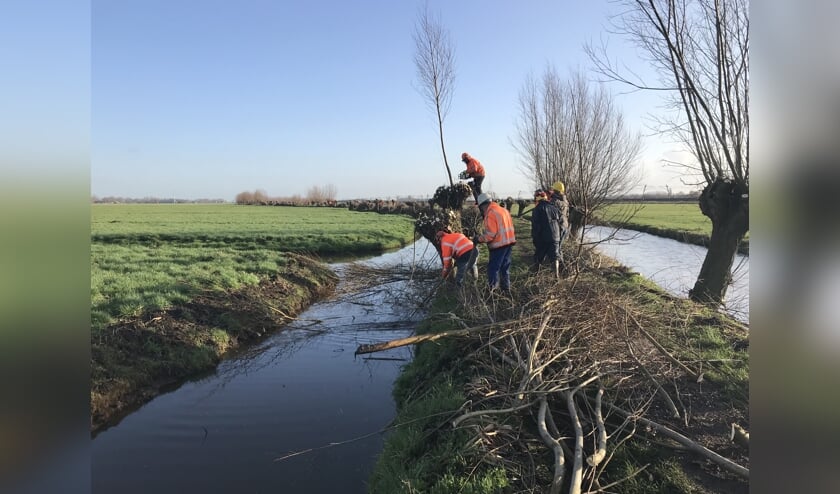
[588,0,749,304]
[515,66,642,236]
[306,184,337,202]
[413,5,457,186]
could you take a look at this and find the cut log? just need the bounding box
[354,322,500,355]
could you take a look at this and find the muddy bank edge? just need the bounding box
[90,253,338,434]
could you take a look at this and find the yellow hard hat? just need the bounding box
[551,181,565,194]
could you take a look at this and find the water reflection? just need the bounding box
[92,240,439,494]
[584,226,749,323]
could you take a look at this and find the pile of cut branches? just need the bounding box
[359,260,750,492]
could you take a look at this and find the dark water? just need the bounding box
[91,240,439,494]
[585,226,749,323]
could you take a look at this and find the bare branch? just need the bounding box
[589,0,748,187]
[536,396,566,494]
[413,5,457,186]
[605,401,749,478]
[586,387,608,467]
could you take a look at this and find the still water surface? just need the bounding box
[585,226,749,323]
[92,240,439,494]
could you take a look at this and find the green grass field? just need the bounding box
[597,202,749,252]
[91,204,415,331]
[598,202,712,235]
[92,203,414,252]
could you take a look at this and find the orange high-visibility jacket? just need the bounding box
[440,232,474,278]
[478,202,516,249]
[464,157,485,177]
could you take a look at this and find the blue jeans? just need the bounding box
[487,245,513,290]
[454,247,478,286]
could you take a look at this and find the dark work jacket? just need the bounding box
[531,200,562,243]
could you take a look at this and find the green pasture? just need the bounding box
[92,203,414,253]
[598,202,711,235]
[91,204,415,331]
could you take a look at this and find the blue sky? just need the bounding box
[1,0,89,181]
[91,0,690,201]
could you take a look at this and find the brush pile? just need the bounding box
[360,254,750,492]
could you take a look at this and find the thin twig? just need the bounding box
[626,336,680,419]
[618,303,701,380]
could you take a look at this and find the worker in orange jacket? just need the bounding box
[473,193,516,292]
[434,230,479,286]
[459,152,486,202]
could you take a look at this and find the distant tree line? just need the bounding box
[91,196,226,204]
[234,184,338,206]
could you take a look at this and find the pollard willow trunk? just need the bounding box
[689,178,749,304]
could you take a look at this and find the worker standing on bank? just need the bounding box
[473,193,516,293]
[548,181,570,274]
[530,190,563,278]
[435,230,479,287]
[459,152,486,202]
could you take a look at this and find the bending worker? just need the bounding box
[459,152,486,202]
[473,193,516,293]
[435,230,479,287]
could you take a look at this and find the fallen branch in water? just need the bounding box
[354,321,503,355]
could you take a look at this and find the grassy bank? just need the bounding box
[369,215,749,493]
[91,204,415,431]
[596,202,749,255]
